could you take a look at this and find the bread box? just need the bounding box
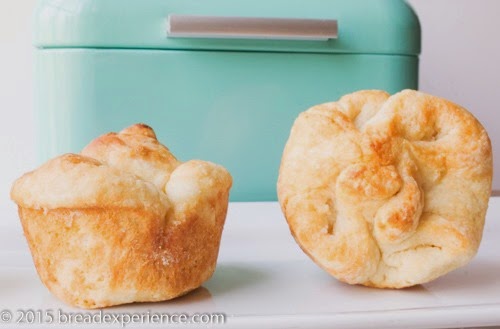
[34,0,420,201]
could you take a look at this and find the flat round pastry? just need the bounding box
[11,124,232,308]
[277,90,492,288]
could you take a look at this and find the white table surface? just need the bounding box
[1,198,500,329]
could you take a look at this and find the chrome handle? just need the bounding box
[166,15,338,41]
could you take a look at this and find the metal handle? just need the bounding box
[166,15,338,41]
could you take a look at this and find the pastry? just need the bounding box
[11,124,232,308]
[277,90,492,288]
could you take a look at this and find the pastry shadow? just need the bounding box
[204,263,268,295]
[331,275,431,294]
[425,258,500,291]
[106,287,214,310]
[168,286,213,305]
[103,264,266,310]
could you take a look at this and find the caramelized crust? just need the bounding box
[278,90,492,288]
[11,124,232,308]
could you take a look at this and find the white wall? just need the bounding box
[0,1,499,227]
[0,1,36,227]
[408,0,500,194]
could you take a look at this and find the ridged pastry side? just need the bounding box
[11,124,232,308]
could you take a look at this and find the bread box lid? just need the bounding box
[34,0,420,55]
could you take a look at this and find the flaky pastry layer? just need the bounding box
[278,90,492,288]
[11,124,232,308]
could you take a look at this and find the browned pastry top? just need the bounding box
[278,90,492,288]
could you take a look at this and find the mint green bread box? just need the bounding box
[34,0,420,201]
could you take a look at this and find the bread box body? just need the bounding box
[34,0,420,201]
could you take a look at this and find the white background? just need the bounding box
[0,1,499,227]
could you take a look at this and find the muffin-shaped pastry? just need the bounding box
[278,90,492,288]
[11,124,232,308]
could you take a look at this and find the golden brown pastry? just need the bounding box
[278,90,492,288]
[11,124,232,308]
